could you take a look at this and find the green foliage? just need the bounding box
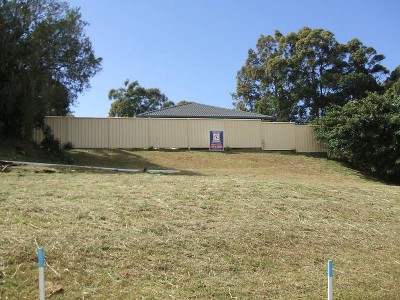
[314,87,400,182]
[62,141,74,150]
[233,27,388,122]
[108,80,172,117]
[40,125,62,156]
[384,65,400,90]
[177,100,191,106]
[162,100,175,108]
[0,0,102,138]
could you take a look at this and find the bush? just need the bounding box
[314,87,400,182]
[63,141,74,150]
[40,125,62,157]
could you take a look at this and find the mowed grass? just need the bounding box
[0,149,399,299]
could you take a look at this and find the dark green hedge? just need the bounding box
[314,85,400,182]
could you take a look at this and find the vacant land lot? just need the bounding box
[0,149,399,299]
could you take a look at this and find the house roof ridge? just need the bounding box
[136,101,193,116]
[136,102,275,120]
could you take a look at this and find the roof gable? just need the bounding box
[136,102,274,120]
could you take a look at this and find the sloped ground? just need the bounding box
[0,149,399,299]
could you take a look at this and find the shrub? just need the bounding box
[63,141,74,150]
[314,87,400,182]
[40,125,62,157]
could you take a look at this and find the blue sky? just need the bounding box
[66,0,400,117]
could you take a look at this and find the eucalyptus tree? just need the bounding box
[0,0,102,138]
[233,27,388,122]
[108,80,171,117]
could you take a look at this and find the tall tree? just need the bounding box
[232,27,388,122]
[384,65,400,90]
[0,0,102,138]
[108,80,171,117]
[337,39,388,101]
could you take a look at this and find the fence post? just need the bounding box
[328,259,333,300]
[38,247,45,300]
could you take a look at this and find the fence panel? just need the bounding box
[33,128,44,144]
[33,117,325,152]
[224,119,261,148]
[188,119,226,148]
[33,117,69,145]
[295,125,325,152]
[69,118,109,148]
[109,118,149,148]
[261,122,296,150]
[148,119,189,148]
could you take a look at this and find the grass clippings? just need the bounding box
[0,150,399,299]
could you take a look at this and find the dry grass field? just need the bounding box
[0,148,399,299]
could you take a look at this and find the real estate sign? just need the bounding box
[209,130,224,151]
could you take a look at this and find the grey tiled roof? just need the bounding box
[136,102,275,120]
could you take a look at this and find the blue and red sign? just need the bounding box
[209,130,224,151]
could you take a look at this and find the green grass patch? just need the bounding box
[0,146,399,299]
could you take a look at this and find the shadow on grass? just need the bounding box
[272,150,328,159]
[264,150,399,185]
[0,136,54,163]
[68,148,161,169]
[276,149,399,186]
[331,159,400,186]
[61,149,200,176]
[0,138,200,176]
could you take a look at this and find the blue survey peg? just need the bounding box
[327,259,333,300]
[328,260,333,277]
[38,248,44,268]
[38,248,45,267]
[38,248,45,300]
[38,247,45,300]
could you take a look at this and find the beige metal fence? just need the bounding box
[33,117,325,152]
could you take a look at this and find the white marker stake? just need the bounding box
[328,260,333,300]
[38,248,45,300]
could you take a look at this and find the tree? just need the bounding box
[162,100,175,108]
[108,80,171,117]
[384,65,400,90]
[232,27,388,122]
[176,100,191,106]
[0,0,102,138]
[314,85,400,182]
[336,39,388,101]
